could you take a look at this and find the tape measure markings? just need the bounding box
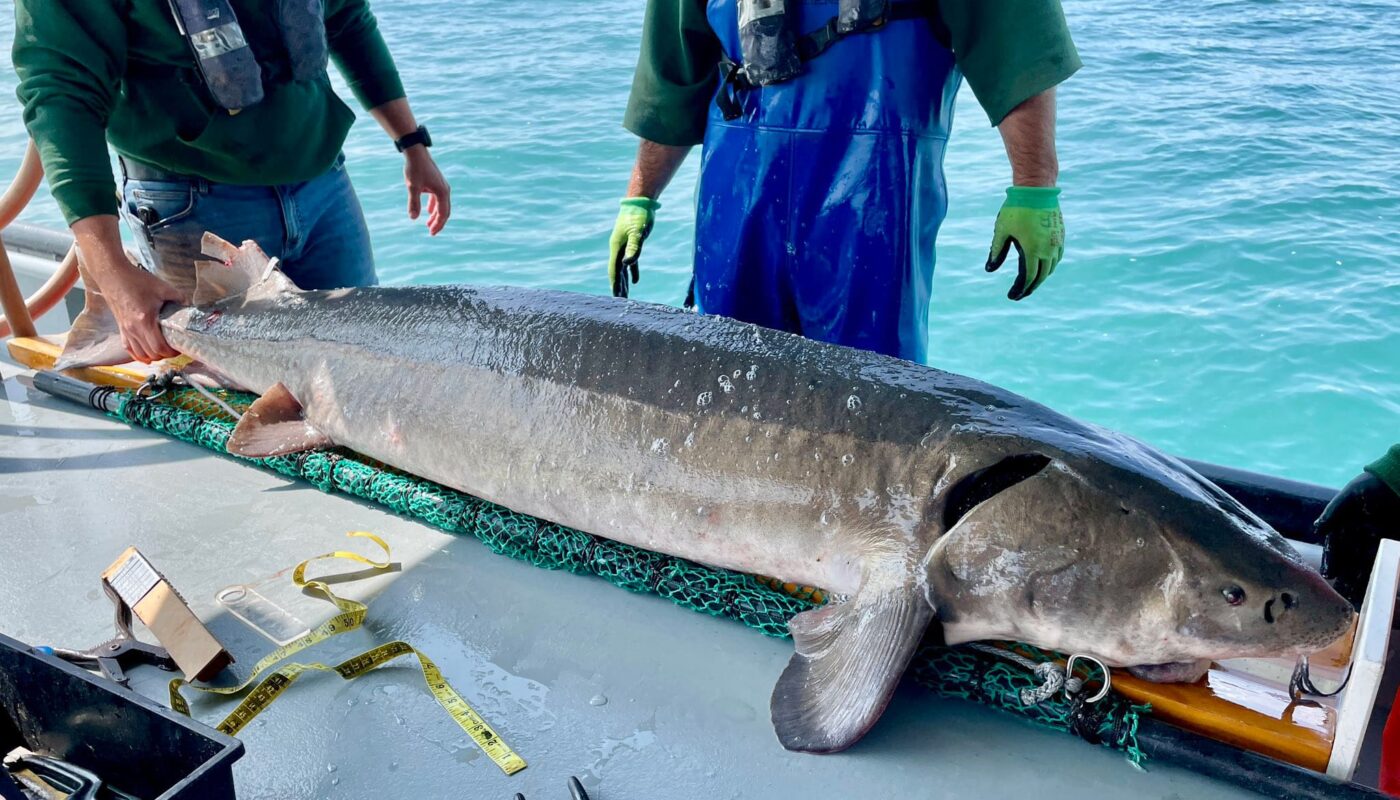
[169,531,526,775]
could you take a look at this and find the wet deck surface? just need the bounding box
[0,360,1267,799]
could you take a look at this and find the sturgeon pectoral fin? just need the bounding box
[226,382,333,457]
[771,579,933,753]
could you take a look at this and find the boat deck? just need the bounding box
[0,358,1276,799]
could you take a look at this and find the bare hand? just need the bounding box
[100,262,188,363]
[404,148,451,236]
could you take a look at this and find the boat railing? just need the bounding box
[0,139,80,338]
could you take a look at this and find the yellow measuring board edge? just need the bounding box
[6,335,149,388]
[168,531,526,776]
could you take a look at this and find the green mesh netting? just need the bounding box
[110,387,1148,764]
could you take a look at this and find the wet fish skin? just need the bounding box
[58,235,1355,754]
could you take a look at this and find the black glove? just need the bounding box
[1318,472,1400,609]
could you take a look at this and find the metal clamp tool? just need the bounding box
[37,581,177,689]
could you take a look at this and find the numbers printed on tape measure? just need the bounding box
[169,532,526,776]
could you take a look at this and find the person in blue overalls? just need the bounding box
[608,0,1080,363]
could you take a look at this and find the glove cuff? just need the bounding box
[1004,186,1061,209]
[620,197,661,212]
[1364,444,1400,499]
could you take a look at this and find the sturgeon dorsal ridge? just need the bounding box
[770,552,933,753]
[194,233,299,307]
[226,382,334,457]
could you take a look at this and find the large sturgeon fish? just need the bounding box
[61,235,1354,753]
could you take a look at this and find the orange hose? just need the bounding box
[0,141,43,230]
[0,245,79,338]
[0,139,84,338]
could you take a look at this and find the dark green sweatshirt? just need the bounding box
[624,0,1082,147]
[1367,445,1400,498]
[13,0,406,225]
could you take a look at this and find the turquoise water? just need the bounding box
[0,1,1396,488]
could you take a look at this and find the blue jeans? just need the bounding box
[121,155,376,295]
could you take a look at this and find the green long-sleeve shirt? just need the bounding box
[1367,445,1400,498]
[13,0,406,225]
[624,0,1081,147]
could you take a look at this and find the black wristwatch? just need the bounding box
[394,125,432,153]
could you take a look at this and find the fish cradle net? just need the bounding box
[111,386,1148,765]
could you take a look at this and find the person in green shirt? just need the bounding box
[608,0,1079,362]
[1319,445,1400,607]
[12,0,451,364]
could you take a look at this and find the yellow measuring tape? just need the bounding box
[168,531,526,775]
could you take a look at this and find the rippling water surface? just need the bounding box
[0,0,1395,486]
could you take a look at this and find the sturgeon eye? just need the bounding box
[1222,586,1246,606]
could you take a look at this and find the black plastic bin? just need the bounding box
[0,632,243,799]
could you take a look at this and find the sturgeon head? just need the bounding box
[773,404,1351,756]
[923,429,1355,683]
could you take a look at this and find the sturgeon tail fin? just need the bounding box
[55,233,297,370]
[770,565,933,753]
[54,257,131,370]
[193,233,299,306]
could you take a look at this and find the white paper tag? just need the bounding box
[107,551,161,608]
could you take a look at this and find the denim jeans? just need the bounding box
[121,155,376,295]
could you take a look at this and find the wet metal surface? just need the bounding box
[0,361,1265,799]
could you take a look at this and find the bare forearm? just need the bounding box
[626,139,691,199]
[70,215,133,282]
[369,97,420,142]
[370,97,452,234]
[997,88,1059,187]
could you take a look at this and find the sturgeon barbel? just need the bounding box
[61,235,1354,753]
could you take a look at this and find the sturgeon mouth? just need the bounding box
[1127,660,1211,683]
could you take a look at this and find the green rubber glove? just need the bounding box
[608,197,660,298]
[985,186,1065,301]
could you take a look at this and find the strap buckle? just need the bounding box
[717,60,750,122]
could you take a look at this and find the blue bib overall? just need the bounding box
[695,0,961,362]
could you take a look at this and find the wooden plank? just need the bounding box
[5,335,150,388]
[1116,664,1337,772]
[1113,623,1358,773]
